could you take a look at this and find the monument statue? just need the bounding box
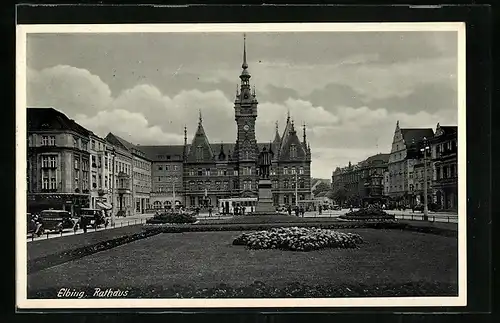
[258,146,273,179]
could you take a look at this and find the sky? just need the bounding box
[26,30,458,178]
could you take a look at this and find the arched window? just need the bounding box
[290,145,297,158]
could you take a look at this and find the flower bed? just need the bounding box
[28,228,163,274]
[29,280,458,298]
[339,206,395,221]
[146,212,197,224]
[232,227,363,251]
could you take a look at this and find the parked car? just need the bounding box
[79,208,106,230]
[332,205,342,210]
[38,209,77,234]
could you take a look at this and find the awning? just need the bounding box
[96,201,112,210]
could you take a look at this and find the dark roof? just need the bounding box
[138,145,185,162]
[400,128,434,145]
[436,125,457,136]
[138,142,275,162]
[105,133,136,151]
[361,153,390,166]
[27,107,92,137]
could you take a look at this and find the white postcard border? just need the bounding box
[16,22,467,309]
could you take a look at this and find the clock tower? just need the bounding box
[234,34,258,194]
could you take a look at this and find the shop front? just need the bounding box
[27,193,90,216]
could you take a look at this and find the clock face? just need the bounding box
[243,124,250,131]
[243,93,249,99]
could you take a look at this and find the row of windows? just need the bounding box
[156,176,181,182]
[134,159,151,171]
[157,164,179,171]
[186,166,306,177]
[134,171,151,184]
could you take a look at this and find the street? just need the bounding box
[27,213,155,242]
[202,208,458,223]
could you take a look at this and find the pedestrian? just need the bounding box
[81,216,88,233]
[287,205,292,216]
[318,204,322,215]
[208,206,212,217]
[300,206,305,217]
[294,205,299,217]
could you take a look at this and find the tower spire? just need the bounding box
[184,125,187,145]
[198,109,202,124]
[242,33,248,70]
[303,122,307,143]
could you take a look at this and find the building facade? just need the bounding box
[105,134,134,216]
[387,121,434,206]
[27,107,91,214]
[138,145,184,210]
[430,124,458,210]
[88,133,111,209]
[331,154,389,206]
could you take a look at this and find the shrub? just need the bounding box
[146,212,197,224]
[232,227,363,251]
[339,205,395,221]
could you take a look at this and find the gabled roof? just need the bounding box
[27,107,92,137]
[185,120,215,162]
[400,128,434,146]
[105,133,133,152]
[435,124,457,137]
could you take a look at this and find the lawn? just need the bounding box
[27,228,458,298]
[27,225,145,260]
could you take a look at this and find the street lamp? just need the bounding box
[110,147,116,226]
[420,137,430,221]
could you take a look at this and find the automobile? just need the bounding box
[332,205,342,210]
[38,209,77,234]
[79,208,106,230]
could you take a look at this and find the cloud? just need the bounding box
[75,109,183,145]
[27,65,112,117]
[27,65,457,178]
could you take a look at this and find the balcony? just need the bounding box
[434,147,457,160]
[41,164,57,169]
[117,188,131,195]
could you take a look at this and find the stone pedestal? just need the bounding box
[255,179,274,213]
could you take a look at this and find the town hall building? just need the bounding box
[163,35,312,208]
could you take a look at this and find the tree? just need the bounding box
[331,187,348,206]
[312,181,331,197]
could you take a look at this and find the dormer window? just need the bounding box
[290,145,297,158]
[196,146,203,161]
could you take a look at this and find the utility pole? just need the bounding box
[420,137,430,221]
[172,182,176,209]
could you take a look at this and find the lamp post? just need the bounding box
[420,137,430,221]
[110,147,116,226]
[295,172,298,207]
